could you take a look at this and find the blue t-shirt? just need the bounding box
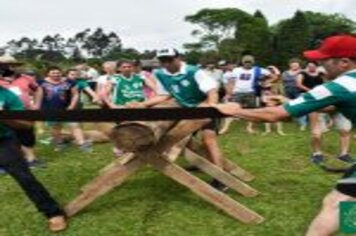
[39,79,76,109]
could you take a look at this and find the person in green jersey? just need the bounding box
[0,86,67,232]
[103,60,155,108]
[129,48,228,191]
[215,35,356,236]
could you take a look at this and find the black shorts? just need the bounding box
[336,165,356,197]
[15,127,36,148]
[201,119,221,133]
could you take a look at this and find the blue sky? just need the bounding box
[1,0,355,51]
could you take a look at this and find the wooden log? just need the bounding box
[184,148,259,197]
[187,139,255,182]
[141,152,264,224]
[65,157,144,217]
[111,121,176,152]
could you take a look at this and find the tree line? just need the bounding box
[1,8,355,71]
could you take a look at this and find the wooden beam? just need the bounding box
[162,136,191,162]
[186,139,255,182]
[142,153,264,224]
[65,157,144,217]
[184,149,259,197]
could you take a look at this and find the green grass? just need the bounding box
[0,122,353,236]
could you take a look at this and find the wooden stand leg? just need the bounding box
[183,149,258,197]
[186,139,255,182]
[162,136,191,162]
[223,159,255,182]
[65,157,144,217]
[143,153,264,224]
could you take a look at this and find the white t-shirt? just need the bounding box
[232,67,270,93]
[156,63,217,96]
[203,69,224,85]
[222,71,236,85]
[97,74,117,86]
[86,68,100,82]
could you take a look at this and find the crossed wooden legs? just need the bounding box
[65,120,264,224]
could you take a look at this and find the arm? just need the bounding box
[200,88,219,106]
[139,95,171,108]
[101,81,119,108]
[32,87,43,110]
[215,103,290,122]
[143,76,157,95]
[67,87,79,110]
[83,87,100,104]
[296,74,310,92]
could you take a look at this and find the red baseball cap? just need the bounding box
[304,35,356,60]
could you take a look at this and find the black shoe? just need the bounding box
[210,179,229,192]
[311,154,325,165]
[337,154,356,164]
[184,166,200,172]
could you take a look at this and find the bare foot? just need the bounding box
[48,216,67,232]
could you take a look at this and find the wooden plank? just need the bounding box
[65,157,144,217]
[142,153,264,224]
[184,149,259,197]
[223,159,255,182]
[162,136,191,162]
[186,139,255,182]
[80,153,136,192]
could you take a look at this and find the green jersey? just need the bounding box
[112,74,145,105]
[0,87,25,139]
[154,64,215,107]
[75,79,90,91]
[284,70,356,123]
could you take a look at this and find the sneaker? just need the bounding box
[0,168,7,175]
[48,215,67,233]
[79,141,92,153]
[210,179,229,192]
[337,154,356,164]
[311,154,325,165]
[28,160,47,169]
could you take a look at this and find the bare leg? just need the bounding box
[310,113,323,155]
[201,130,224,168]
[246,122,257,134]
[21,146,37,162]
[70,124,86,146]
[306,190,354,236]
[276,122,286,136]
[339,130,351,156]
[263,123,272,135]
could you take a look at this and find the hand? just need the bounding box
[213,103,242,116]
[126,102,146,108]
[264,95,289,105]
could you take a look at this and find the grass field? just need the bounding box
[0,122,353,236]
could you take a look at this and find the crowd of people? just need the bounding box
[0,34,355,235]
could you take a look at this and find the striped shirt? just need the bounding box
[284,69,356,123]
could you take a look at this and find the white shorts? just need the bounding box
[333,113,352,132]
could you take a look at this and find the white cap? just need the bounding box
[156,48,179,58]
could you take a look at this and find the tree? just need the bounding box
[274,11,311,67]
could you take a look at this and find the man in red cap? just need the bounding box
[215,34,356,235]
